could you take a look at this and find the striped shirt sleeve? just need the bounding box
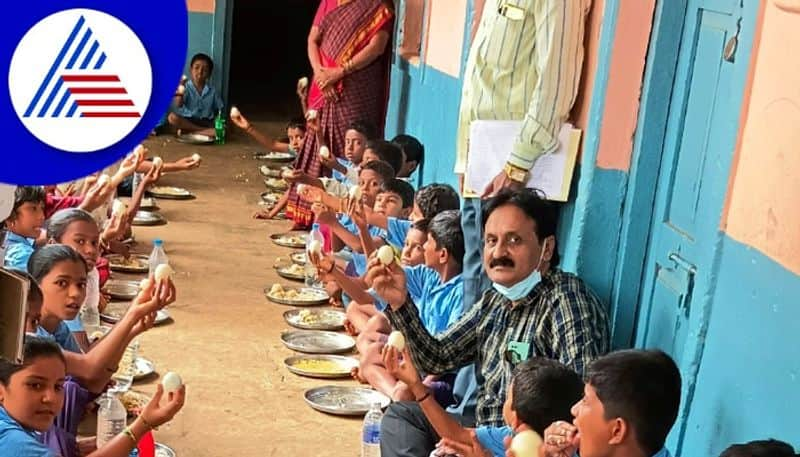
[510,0,588,170]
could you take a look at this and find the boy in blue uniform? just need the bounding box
[2,186,46,272]
[383,349,583,457]
[167,53,224,138]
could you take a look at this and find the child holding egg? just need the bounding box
[25,244,174,456]
[0,337,186,457]
[383,345,583,457]
[167,53,224,138]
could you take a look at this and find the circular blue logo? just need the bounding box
[2,0,188,185]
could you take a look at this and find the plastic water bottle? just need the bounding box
[214,109,226,144]
[97,391,127,448]
[148,239,169,277]
[305,223,325,289]
[361,402,383,457]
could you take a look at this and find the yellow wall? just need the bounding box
[723,0,800,275]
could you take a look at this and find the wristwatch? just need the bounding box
[503,162,529,184]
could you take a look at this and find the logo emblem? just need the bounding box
[8,9,152,153]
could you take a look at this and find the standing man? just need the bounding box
[456,0,592,312]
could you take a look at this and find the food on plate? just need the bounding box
[291,359,348,374]
[269,284,325,301]
[264,178,288,189]
[161,371,183,393]
[111,256,147,269]
[150,186,188,196]
[296,309,342,326]
[387,331,405,351]
[119,391,149,416]
[377,245,395,266]
[277,234,308,246]
[280,264,305,276]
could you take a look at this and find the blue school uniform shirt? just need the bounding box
[404,265,464,334]
[332,158,355,183]
[174,80,223,120]
[0,407,55,457]
[3,232,35,272]
[475,425,512,457]
[338,214,387,276]
[36,322,82,354]
[386,217,413,249]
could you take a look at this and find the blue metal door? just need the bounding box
[635,0,746,451]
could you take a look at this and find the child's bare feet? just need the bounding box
[351,367,369,384]
[391,382,415,402]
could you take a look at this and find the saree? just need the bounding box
[286,0,394,228]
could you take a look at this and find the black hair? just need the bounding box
[190,53,214,73]
[365,140,404,176]
[28,244,88,283]
[391,134,425,164]
[411,218,430,234]
[46,208,96,242]
[380,179,415,209]
[287,117,307,132]
[415,184,460,219]
[720,440,798,457]
[481,188,560,266]
[0,336,65,386]
[586,350,681,456]
[428,210,464,268]
[8,186,46,220]
[346,120,378,141]
[360,160,396,184]
[512,358,584,436]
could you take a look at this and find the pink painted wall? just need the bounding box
[723,0,800,275]
[571,0,605,152]
[594,0,655,171]
[187,0,215,14]
[424,0,468,77]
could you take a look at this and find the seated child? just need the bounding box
[391,134,425,181]
[383,348,583,457]
[367,183,461,249]
[0,336,186,457]
[3,186,46,271]
[358,210,465,401]
[167,53,223,137]
[538,349,681,457]
[318,120,377,183]
[46,209,116,351]
[27,244,174,457]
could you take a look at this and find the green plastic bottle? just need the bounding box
[214,109,226,145]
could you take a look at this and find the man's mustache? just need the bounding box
[490,257,514,268]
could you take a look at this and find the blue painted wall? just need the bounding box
[680,236,800,454]
[186,5,230,104]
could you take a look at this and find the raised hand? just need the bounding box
[140,384,186,429]
[439,430,492,457]
[530,421,579,457]
[229,107,251,130]
[382,346,420,387]
[364,256,408,309]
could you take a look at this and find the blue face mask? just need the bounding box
[492,241,547,301]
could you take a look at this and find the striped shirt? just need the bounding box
[384,268,609,426]
[455,0,591,175]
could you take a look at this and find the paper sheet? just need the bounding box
[465,121,580,201]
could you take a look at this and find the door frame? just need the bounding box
[611,0,760,450]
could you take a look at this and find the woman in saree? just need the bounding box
[285,0,395,229]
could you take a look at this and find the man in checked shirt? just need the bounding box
[367,189,609,457]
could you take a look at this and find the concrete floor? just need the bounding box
[115,123,362,456]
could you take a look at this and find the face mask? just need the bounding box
[492,240,548,301]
